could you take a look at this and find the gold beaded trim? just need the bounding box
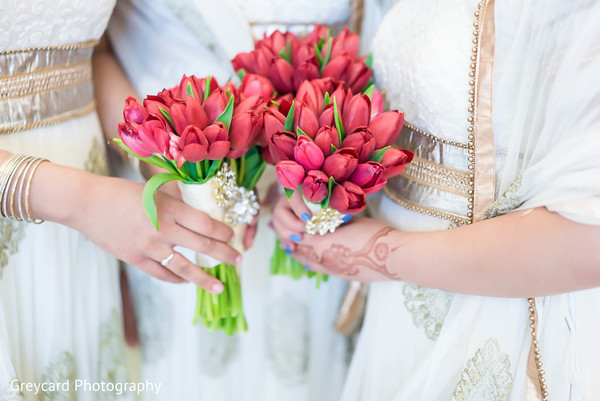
[528,298,549,400]
[0,60,91,99]
[400,155,471,197]
[403,121,469,149]
[383,186,470,225]
[0,40,99,56]
[0,102,96,135]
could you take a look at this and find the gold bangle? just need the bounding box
[8,156,34,220]
[17,157,42,221]
[0,154,27,218]
[0,154,19,215]
[24,158,48,224]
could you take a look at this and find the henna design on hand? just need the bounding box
[295,227,400,279]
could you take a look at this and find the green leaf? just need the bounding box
[206,159,224,180]
[278,39,293,64]
[314,43,323,67]
[320,38,333,74]
[330,143,338,154]
[159,107,175,131]
[203,75,212,101]
[143,173,184,231]
[187,82,195,98]
[237,69,246,81]
[215,94,235,130]
[270,99,280,108]
[369,146,391,163]
[363,84,375,99]
[321,176,336,208]
[365,53,373,69]
[284,188,294,200]
[296,127,310,138]
[184,161,199,181]
[283,101,295,132]
[246,160,266,189]
[332,97,345,143]
[323,92,331,110]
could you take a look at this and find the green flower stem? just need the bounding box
[270,239,329,288]
[192,262,247,335]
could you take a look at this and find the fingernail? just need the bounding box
[285,244,291,256]
[301,213,311,222]
[236,255,243,265]
[290,234,302,242]
[212,282,224,294]
[302,265,311,271]
[342,214,351,223]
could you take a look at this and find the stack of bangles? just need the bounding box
[0,154,49,223]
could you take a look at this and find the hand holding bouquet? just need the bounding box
[116,75,267,335]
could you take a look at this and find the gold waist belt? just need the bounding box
[384,122,474,226]
[0,40,98,135]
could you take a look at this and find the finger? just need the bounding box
[174,203,234,243]
[274,197,305,233]
[136,259,186,283]
[171,227,241,266]
[290,250,328,274]
[244,215,258,250]
[272,219,299,252]
[162,252,225,294]
[289,190,312,222]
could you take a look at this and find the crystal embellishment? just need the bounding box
[304,207,344,235]
[213,163,260,225]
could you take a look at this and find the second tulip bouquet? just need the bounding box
[265,79,414,283]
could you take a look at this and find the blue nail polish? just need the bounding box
[301,213,311,222]
[302,265,311,271]
[342,214,351,223]
[285,244,291,255]
[290,234,302,242]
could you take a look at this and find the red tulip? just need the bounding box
[342,94,371,134]
[240,74,274,100]
[319,105,334,128]
[202,122,231,160]
[292,61,320,92]
[380,148,414,179]
[294,136,324,170]
[349,161,387,195]
[346,62,372,93]
[276,160,305,190]
[234,95,265,115]
[322,148,358,182]
[301,170,329,203]
[294,101,320,138]
[329,181,366,214]
[202,89,229,122]
[296,80,325,115]
[321,55,352,82]
[269,130,297,162]
[292,44,317,69]
[137,114,170,156]
[228,112,262,159]
[232,49,272,77]
[270,58,295,94]
[143,90,174,119]
[171,75,217,101]
[330,28,360,60]
[175,126,209,167]
[342,128,377,163]
[314,126,340,156]
[368,111,404,148]
[123,97,146,129]
[169,96,210,134]
[303,24,329,46]
[119,122,154,158]
[370,90,383,119]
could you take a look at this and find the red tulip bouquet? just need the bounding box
[232,25,372,96]
[114,75,267,335]
[266,79,414,284]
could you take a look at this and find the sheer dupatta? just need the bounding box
[492,0,600,225]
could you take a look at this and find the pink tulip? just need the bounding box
[119,122,154,159]
[349,161,387,195]
[294,136,324,170]
[329,181,366,214]
[322,148,359,182]
[270,58,295,94]
[314,126,339,156]
[301,170,329,203]
[137,114,171,156]
[380,148,414,179]
[228,112,262,159]
[269,130,297,162]
[202,89,229,122]
[240,74,274,100]
[202,122,231,160]
[368,111,404,148]
[176,126,209,167]
[123,97,146,129]
[341,128,377,162]
[276,160,305,190]
[342,94,371,134]
[294,101,320,138]
[370,90,383,119]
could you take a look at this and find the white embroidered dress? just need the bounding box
[341,0,600,400]
[0,1,130,400]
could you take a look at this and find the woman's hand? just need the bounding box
[271,194,401,282]
[29,161,242,294]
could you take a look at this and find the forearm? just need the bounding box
[392,207,600,297]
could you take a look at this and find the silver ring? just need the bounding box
[160,252,175,267]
